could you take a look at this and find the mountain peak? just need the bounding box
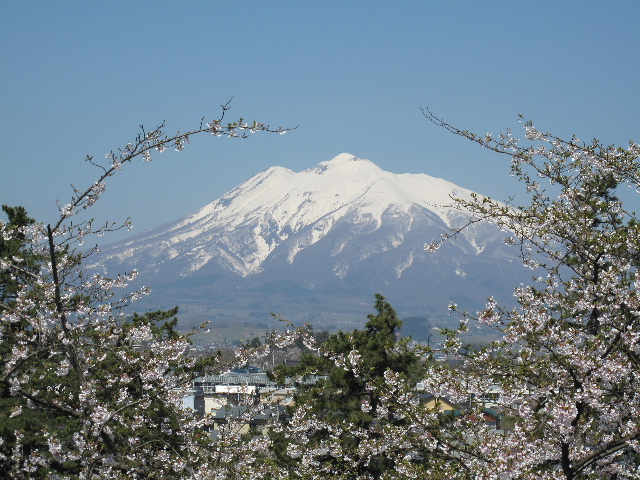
[312,153,381,176]
[95,153,493,279]
[330,153,358,163]
[91,153,526,327]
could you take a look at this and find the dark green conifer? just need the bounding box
[271,294,423,478]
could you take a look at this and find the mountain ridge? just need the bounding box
[90,154,527,339]
[94,154,493,276]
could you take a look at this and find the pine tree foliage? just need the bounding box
[269,294,424,478]
[276,295,417,423]
[0,205,40,306]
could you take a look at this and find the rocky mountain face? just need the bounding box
[91,154,529,337]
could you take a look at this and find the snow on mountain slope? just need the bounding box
[93,154,494,279]
[87,153,536,327]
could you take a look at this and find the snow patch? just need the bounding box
[395,250,415,277]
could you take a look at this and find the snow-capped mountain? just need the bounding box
[92,154,528,330]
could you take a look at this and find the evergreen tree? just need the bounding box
[0,205,39,305]
[271,294,422,478]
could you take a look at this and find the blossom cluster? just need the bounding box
[0,104,292,479]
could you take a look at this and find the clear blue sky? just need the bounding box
[2,1,639,242]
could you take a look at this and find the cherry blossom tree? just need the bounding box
[255,114,640,479]
[416,112,640,479]
[0,101,290,479]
